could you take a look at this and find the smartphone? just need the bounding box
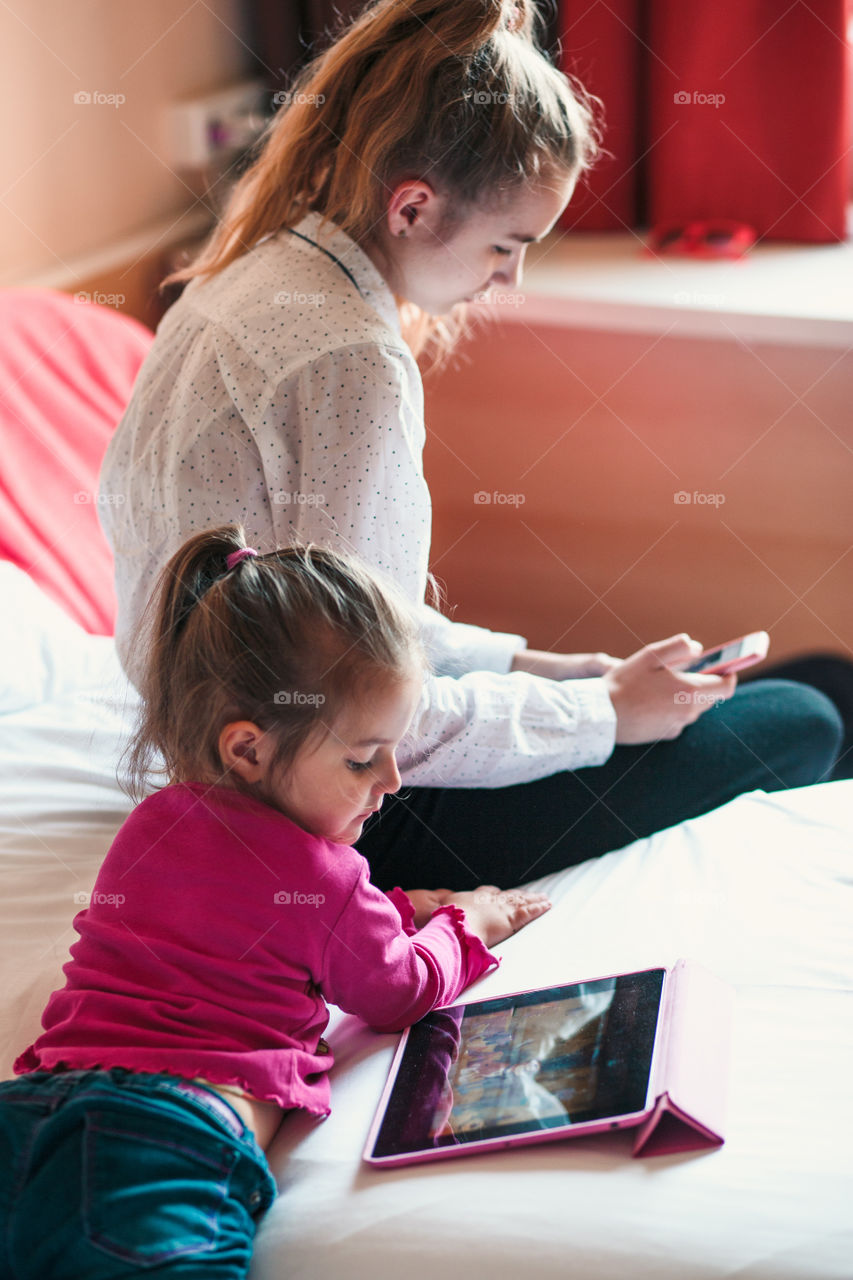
[685,631,770,676]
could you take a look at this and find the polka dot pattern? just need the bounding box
[99,212,616,785]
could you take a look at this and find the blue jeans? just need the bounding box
[0,1068,278,1278]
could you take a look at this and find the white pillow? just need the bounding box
[0,561,121,712]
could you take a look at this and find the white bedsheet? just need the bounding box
[1,562,850,1279]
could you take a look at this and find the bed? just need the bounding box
[1,291,851,1279]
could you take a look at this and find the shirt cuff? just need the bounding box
[386,887,418,937]
[421,613,527,678]
[553,677,618,768]
[427,904,500,986]
[469,627,526,675]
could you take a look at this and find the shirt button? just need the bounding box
[317,1038,330,1055]
[249,1189,263,1208]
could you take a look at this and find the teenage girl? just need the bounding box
[0,524,549,1277]
[98,0,843,893]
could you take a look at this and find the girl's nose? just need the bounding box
[378,756,402,796]
[493,254,524,290]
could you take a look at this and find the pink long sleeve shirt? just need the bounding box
[16,782,498,1115]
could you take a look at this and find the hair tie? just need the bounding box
[225,547,259,570]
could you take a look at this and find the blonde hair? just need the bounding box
[123,524,428,805]
[162,0,602,363]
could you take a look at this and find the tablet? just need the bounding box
[364,966,668,1167]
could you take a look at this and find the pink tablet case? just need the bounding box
[632,959,733,1156]
[365,960,733,1165]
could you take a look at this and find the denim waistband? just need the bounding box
[146,1077,246,1140]
[13,1068,249,1144]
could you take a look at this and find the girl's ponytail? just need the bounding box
[162,0,601,360]
[148,525,247,659]
[123,525,253,800]
[122,524,426,805]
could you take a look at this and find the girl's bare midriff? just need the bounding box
[194,1079,290,1150]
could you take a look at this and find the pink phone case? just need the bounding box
[364,960,733,1166]
[690,630,770,676]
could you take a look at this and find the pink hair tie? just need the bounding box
[225,547,259,570]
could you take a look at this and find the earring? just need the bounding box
[398,229,406,237]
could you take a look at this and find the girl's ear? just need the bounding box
[387,179,438,237]
[218,721,274,783]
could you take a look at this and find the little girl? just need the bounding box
[0,524,549,1278]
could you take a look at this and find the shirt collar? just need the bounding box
[288,210,402,337]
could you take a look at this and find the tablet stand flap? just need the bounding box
[631,960,734,1158]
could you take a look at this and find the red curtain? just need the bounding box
[559,0,851,242]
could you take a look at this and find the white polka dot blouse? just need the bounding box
[99,211,616,787]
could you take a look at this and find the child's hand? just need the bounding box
[403,887,455,928]
[444,885,552,948]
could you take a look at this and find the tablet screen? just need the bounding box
[368,968,665,1160]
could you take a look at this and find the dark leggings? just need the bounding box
[355,678,843,892]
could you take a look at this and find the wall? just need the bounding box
[0,0,251,306]
[422,318,853,663]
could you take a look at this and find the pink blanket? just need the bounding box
[0,289,152,633]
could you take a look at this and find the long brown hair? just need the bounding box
[161,0,602,362]
[122,524,428,804]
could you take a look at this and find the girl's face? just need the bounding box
[270,673,423,846]
[376,175,575,315]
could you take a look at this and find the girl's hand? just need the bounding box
[603,633,737,744]
[403,887,455,929]
[511,648,622,679]
[443,885,552,948]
